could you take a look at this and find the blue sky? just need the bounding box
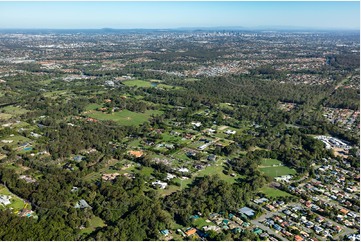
[0,1,359,30]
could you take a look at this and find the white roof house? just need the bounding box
[179,168,189,173]
[225,130,236,135]
[74,199,91,209]
[152,180,168,189]
[166,173,176,180]
[0,195,11,206]
[191,121,202,128]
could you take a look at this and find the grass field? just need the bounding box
[259,166,296,178]
[260,159,282,167]
[86,109,163,126]
[259,186,293,198]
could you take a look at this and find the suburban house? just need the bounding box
[160,229,170,236]
[178,167,189,173]
[184,228,197,237]
[0,195,11,206]
[238,207,255,217]
[71,187,79,192]
[191,121,202,128]
[128,150,144,158]
[207,154,216,162]
[19,209,34,218]
[224,130,236,135]
[166,173,176,180]
[102,173,120,181]
[152,180,168,189]
[19,175,36,183]
[74,199,91,209]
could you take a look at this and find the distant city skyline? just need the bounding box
[0,1,359,30]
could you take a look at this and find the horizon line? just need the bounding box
[0,26,359,31]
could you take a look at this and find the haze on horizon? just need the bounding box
[0,1,359,30]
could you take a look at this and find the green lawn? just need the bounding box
[0,185,26,211]
[167,159,237,194]
[197,162,237,184]
[219,103,234,110]
[0,113,12,120]
[0,135,31,150]
[157,83,182,90]
[127,138,142,148]
[184,78,199,82]
[259,186,293,198]
[43,90,70,98]
[85,103,102,111]
[260,159,282,167]
[133,95,144,100]
[81,216,106,234]
[38,79,52,85]
[83,172,102,182]
[3,163,28,174]
[123,80,181,90]
[86,109,163,126]
[11,121,31,128]
[123,80,153,88]
[161,133,182,143]
[173,177,193,190]
[87,161,136,182]
[170,150,193,162]
[138,167,154,177]
[1,105,28,116]
[259,166,296,178]
[192,217,215,229]
[159,185,181,197]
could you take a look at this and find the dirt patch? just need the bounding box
[333,147,349,158]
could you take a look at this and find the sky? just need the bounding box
[0,1,359,30]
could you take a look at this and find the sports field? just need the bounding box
[259,158,296,178]
[259,166,296,178]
